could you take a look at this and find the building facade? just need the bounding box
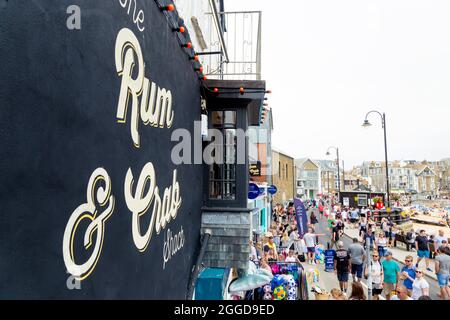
[272,149,295,205]
[295,158,320,200]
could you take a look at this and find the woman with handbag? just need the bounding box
[364,252,384,300]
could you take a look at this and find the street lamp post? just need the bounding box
[362,110,391,208]
[326,147,341,195]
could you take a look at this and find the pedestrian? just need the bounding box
[415,230,432,272]
[435,229,448,249]
[303,227,326,264]
[376,232,388,258]
[381,250,401,300]
[341,207,348,224]
[359,216,367,238]
[336,216,344,238]
[349,208,359,228]
[319,203,324,219]
[381,218,391,240]
[348,238,366,283]
[263,232,278,260]
[363,227,375,251]
[406,228,416,252]
[390,285,413,300]
[280,231,290,248]
[310,211,318,226]
[285,247,301,264]
[331,222,340,250]
[348,282,366,300]
[249,240,258,262]
[365,251,383,300]
[259,257,273,274]
[400,255,416,296]
[429,235,436,259]
[409,268,429,300]
[333,241,351,294]
[435,245,450,300]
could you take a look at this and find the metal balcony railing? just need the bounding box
[202,10,262,80]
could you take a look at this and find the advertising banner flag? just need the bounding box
[294,198,308,238]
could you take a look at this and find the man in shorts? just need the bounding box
[303,227,326,265]
[382,251,401,300]
[415,230,432,272]
[334,241,351,294]
[348,238,366,282]
[435,245,450,300]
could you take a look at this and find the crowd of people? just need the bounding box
[248,199,450,300]
[318,202,450,300]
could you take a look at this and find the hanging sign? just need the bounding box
[248,183,260,200]
[249,161,261,176]
[268,185,277,195]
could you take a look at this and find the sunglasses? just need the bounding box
[372,255,379,257]
[405,259,412,262]
[415,271,422,274]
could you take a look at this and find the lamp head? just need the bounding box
[362,119,372,128]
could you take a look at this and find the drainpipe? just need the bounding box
[186,229,212,300]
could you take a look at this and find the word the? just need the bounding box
[162,227,185,270]
[115,28,174,148]
[118,0,145,32]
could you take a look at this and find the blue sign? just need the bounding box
[248,183,260,200]
[267,185,277,195]
[324,250,335,272]
[258,187,265,195]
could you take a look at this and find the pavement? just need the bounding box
[304,208,442,300]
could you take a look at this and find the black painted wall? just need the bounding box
[0,0,202,299]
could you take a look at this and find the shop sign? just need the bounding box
[249,161,261,176]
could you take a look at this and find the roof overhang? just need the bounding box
[202,79,266,126]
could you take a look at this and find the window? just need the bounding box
[209,111,237,200]
[358,194,368,207]
[279,161,281,178]
[285,163,288,179]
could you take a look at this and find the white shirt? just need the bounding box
[377,238,388,247]
[285,256,297,263]
[412,278,429,300]
[303,233,315,248]
[435,235,447,247]
[370,261,382,284]
[342,211,348,219]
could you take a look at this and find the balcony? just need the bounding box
[202,10,262,80]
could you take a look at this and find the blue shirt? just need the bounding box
[401,265,416,289]
[350,211,359,219]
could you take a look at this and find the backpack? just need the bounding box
[406,232,413,241]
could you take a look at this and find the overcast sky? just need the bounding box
[226,0,450,168]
